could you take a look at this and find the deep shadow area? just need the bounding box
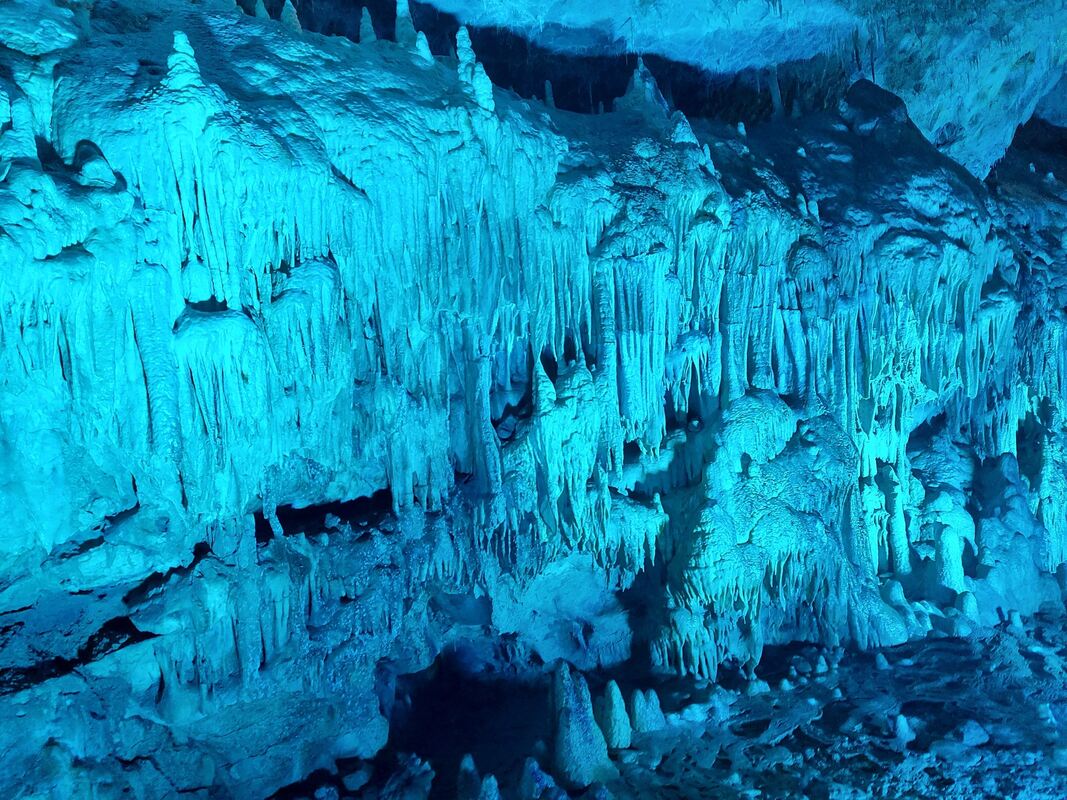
[987,115,1067,191]
[254,488,394,544]
[0,616,158,696]
[1006,115,1067,155]
[247,0,850,119]
[388,651,552,799]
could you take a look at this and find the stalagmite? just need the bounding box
[594,680,632,749]
[893,714,917,748]
[478,775,502,800]
[395,0,418,46]
[456,27,475,80]
[518,759,560,800]
[163,31,203,92]
[381,756,435,799]
[614,57,670,125]
[553,663,616,787]
[455,26,494,112]
[457,754,482,800]
[3,1,1067,797]
[471,62,495,112]
[280,0,300,31]
[359,7,376,43]
[628,688,667,733]
[415,31,433,64]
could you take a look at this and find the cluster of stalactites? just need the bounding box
[654,528,891,680]
[13,0,1064,690]
[28,11,739,534]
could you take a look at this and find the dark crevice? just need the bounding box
[34,137,69,173]
[51,502,140,561]
[254,488,395,545]
[0,616,158,696]
[185,297,230,313]
[538,347,558,383]
[622,438,644,465]
[1016,412,1045,490]
[329,163,368,196]
[121,541,212,606]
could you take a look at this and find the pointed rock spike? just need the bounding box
[360,7,376,43]
[415,31,433,63]
[395,0,417,45]
[280,0,301,31]
[552,663,615,788]
[595,679,632,749]
[164,30,204,91]
[457,753,481,800]
[456,25,475,74]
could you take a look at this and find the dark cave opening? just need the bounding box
[538,346,559,383]
[245,0,850,121]
[987,115,1067,193]
[1016,412,1046,491]
[1006,115,1067,156]
[387,651,552,799]
[254,488,395,544]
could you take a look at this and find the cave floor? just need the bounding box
[278,618,1067,799]
[613,623,1067,800]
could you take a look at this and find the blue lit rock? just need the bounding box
[0,0,1065,798]
[552,663,615,787]
[594,680,632,750]
[422,0,1067,176]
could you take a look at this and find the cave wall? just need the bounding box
[1,1,1066,797]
